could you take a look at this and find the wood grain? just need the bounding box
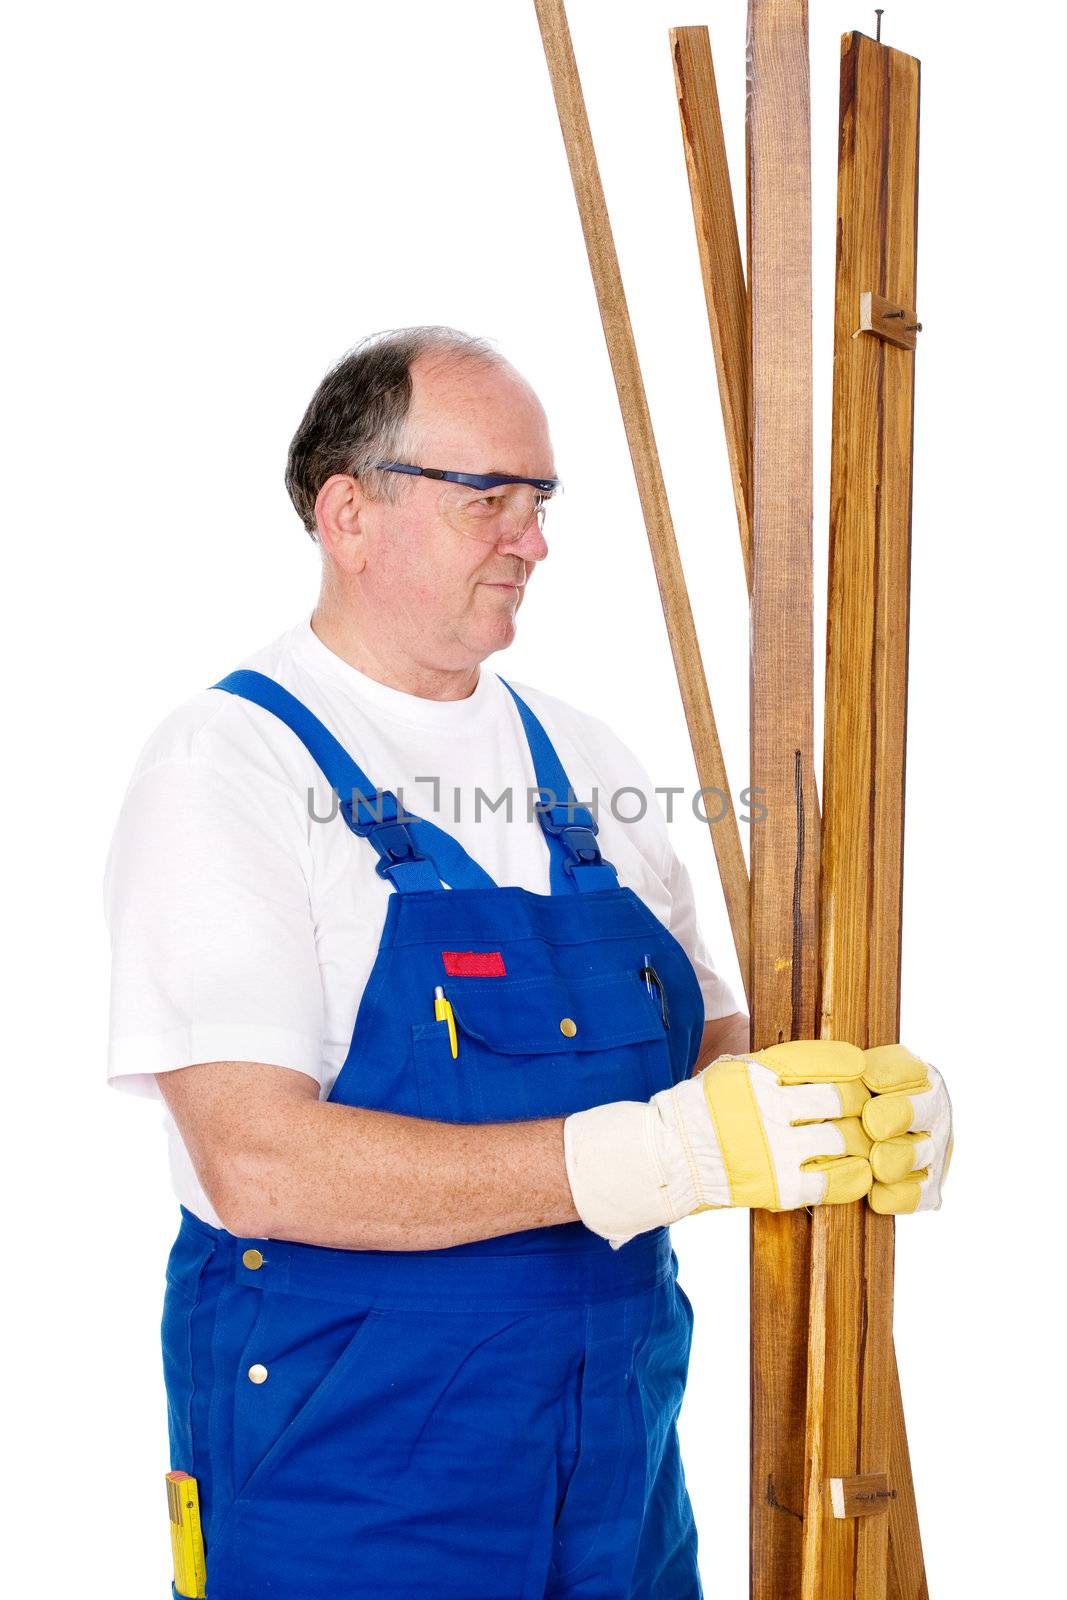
[532,0,752,1003]
[670,24,752,590]
[801,31,926,1600]
[746,6,820,1597]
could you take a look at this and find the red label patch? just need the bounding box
[441,950,507,977]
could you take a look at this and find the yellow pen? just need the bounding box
[434,985,459,1059]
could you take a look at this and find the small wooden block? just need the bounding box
[829,1473,897,1519]
[855,289,921,349]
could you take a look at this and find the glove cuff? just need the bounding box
[563,1076,730,1248]
[563,1099,668,1249]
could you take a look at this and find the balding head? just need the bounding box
[402,349,553,493]
[285,325,515,538]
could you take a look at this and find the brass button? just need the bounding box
[242,1248,265,1271]
[560,1017,577,1038]
[247,1364,269,1385]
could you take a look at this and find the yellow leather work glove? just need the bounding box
[563,1039,953,1249]
[563,1039,874,1250]
[860,1044,953,1214]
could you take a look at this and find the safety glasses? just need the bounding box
[374,461,563,544]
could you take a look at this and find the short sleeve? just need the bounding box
[663,842,742,1022]
[103,758,325,1098]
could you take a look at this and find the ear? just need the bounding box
[314,474,369,571]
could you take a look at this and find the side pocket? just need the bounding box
[160,1230,217,1472]
[228,1293,387,1503]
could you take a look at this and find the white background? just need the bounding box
[3,1,1063,1594]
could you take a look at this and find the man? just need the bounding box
[105,326,952,1600]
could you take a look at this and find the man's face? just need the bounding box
[353,354,556,671]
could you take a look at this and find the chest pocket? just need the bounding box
[411,968,674,1124]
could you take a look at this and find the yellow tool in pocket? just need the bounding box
[434,985,459,1059]
[166,1471,207,1599]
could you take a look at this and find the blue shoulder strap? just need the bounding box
[212,671,495,894]
[496,677,619,896]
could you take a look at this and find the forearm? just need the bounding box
[692,1010,750,1072]
[214,1093,578,1252]
[242,1011,751,1247]
[169,1011,751,1253]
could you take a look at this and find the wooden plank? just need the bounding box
[801,31,925,1600]
[533,12,928,1598]
[670,24,753,590]
[531,0,752,1004]
[887,1343,929,1600]
[745,6,820,1599]
[665,32,923,1583]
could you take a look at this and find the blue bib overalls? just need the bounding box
[161,671,706,1599]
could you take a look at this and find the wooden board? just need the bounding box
[532,0,752,1003]
[533,9,928,1598]
[801,31,926,1600]
[745,5,821,1596]
[887,1344,929,1600]
[670,23,752,590]
[668,30,927,1584]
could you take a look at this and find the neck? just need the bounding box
[310,593,481,703]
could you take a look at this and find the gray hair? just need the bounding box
[284,325,507,539]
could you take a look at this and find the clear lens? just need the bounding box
[438,481,555,543]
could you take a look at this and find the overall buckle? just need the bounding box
[558,829,604,875]
[366,822,428,883]
[537,801,605,873]
[339,791,430,882]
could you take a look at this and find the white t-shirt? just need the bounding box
[104,617,739,1225]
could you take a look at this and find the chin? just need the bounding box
[470,614,518,656]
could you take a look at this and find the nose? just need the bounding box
[498,515,548,563]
